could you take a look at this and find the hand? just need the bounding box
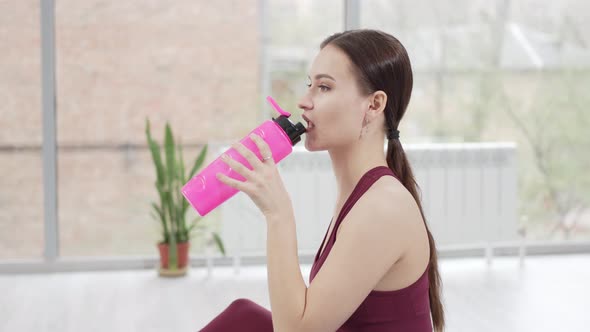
[216,133,293,219]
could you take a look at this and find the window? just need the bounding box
[55,0,260,256]
[361,0,590,241]
[0,1,44,259]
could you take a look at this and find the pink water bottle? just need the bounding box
[181,96,306,216]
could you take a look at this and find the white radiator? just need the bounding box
[220,143,518,259]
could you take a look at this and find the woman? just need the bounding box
[201,29,444,332]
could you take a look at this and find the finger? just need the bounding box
[249,133,274,165]
[232,141,263,170]
[216,173,249,193]
[220,154,253,181]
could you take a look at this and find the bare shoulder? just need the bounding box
[340,174,424,252]
[359,174,422,225]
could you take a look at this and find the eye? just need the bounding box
[305,80,331,92]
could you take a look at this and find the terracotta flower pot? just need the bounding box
[157,241,190,271]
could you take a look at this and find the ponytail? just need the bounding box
[386,139,445,332]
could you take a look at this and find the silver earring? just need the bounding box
[359,115,368,140]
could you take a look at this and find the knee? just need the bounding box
[228,298,256,309]
[226,298,268,317]
[202,298,272,332]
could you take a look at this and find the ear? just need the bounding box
[368,91,387,117]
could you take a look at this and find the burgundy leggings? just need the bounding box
[199,298,274,332]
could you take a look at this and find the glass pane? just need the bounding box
[57,147,215,256]
[0,1,44,259]
[267,0,344,127]
[55,0,260,256]
[361,0,590,241]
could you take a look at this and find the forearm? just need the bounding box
[266,213,308,331]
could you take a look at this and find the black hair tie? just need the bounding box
[387,129,400,140]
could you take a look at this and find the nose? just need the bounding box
[297,93,313,112]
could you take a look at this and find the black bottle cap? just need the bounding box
[272,115,307,146]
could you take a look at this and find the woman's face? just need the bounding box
[298,45,369,151]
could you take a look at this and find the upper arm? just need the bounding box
[298,183,417,331]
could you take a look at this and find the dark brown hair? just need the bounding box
[321,29,444,331]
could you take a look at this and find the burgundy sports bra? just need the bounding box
[309,166,432,332]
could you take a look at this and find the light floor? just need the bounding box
[1,254,588,332]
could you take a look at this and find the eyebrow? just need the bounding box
[308,73,336,81]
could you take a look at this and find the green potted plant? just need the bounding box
[146,119,225,277]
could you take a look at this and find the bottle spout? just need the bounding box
[274,117,306,146]
[267,96,306,145]
[266,96,291,117]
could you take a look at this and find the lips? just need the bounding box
[302,114,315,130]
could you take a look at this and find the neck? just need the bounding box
[328,135,388,207]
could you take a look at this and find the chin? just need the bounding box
[304,139,327,152]
[304,138,316,151]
